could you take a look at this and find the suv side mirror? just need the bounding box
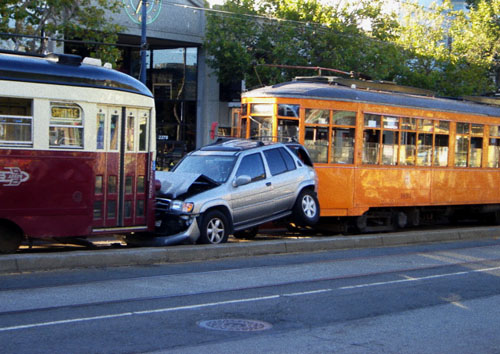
[233,175,251,187]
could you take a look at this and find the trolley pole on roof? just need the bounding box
[140,0,148,84]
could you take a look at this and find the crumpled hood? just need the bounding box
[155,171,202,198]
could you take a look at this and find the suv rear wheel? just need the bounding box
[198,210,230,244]
[293,190,320,227]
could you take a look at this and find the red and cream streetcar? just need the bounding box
[0,51,156,252]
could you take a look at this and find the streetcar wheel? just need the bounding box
[355,214,368,233]
[198,210,230,244]
[394,211,408,229]
[233,227,258,239]
[407,208,420,227]
[293,190,320,227]
[0,224,23,254]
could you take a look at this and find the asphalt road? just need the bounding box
[1,238,500,353]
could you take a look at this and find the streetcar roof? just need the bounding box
[243,81,500,118]
[0,53,153,98]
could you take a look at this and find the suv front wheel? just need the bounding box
[293,189,320,227]
[198,210,230,244]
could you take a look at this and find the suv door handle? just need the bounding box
[266,182,272,187]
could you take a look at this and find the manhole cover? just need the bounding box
[197,319,272,332]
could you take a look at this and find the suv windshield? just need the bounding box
[173,155,237,183]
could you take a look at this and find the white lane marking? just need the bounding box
[339,265,500,290]
[282,289,333,297]
[1,265,499,332]
[0,295,279,333]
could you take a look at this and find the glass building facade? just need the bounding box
[117,46,199,170]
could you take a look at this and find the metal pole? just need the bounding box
[140,0,147,84]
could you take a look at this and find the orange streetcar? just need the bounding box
[240,77,500,232]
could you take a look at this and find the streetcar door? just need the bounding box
[93,106,151,229]
[122,108,150,228]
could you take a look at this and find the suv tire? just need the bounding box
[198,210,230,244]
[293,189,320,227]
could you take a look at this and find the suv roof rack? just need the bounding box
[201,138,272,152]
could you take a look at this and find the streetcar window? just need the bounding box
[306,109,329,124]
[401,117,417,130]
[382,130,399,165]
[435,121,450,134]
[49,103,83,148]
[331,128,355,164]
[241,104,248,116]
[456,122,469,135]
[400,132,416,166]
[108,176,117,194]
[107,200,117,219]
[97,110,105,150]
[137,176,145,193]
[109,110,120,151]
[139,111,148,152]
[455,123,483,168]
[126,112,135,152]
[455,134,469,167]
[364,114,381,128]
[137,200,145,217]
[417,133,432,166]
[278,104,299,118]
[383,116,399,130]
[333,111,356,126]
[434,134,449,167]
[470,137,483,168]
[488,126,500,168]
[0,97,32,146]
[418,119,434,133]
[363,114,382,164]
[472,124,484,135]
[240,117,248,138]
[277,119,298,142]
[249,116,272,139]
[362,129,380,165]
[95,176,103,195]
[305,127,328,163]
[93,201,103,220]
[251,104,273,115]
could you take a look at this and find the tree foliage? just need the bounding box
[204,0,500,96]
[0,0,124,65]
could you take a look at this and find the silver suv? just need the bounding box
[150,139,319,245]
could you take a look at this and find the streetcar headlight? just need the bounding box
[171,200,194,213]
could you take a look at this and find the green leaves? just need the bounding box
[1,0,124,66]
[204,0,499,96]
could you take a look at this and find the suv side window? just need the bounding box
[279,147,297,171]
[236,153,266,182]
[264,148,288,176]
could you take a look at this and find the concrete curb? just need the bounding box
[1,226,499,274]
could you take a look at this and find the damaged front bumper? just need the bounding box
[125,198,201,247]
